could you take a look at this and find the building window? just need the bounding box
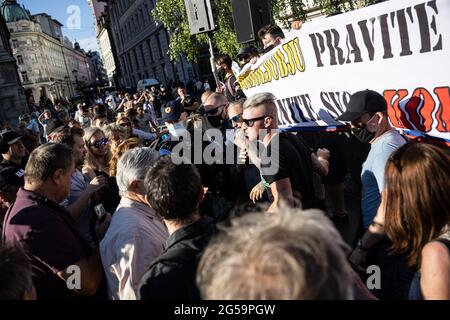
[133,49,139,68]
[12,39,18,49]
[21,71,29,82]
[156,34,163,58]
[17,55,24,64]
[147,39,154,63]
[121,56,127,74]
[139,44,146,67]
[127,53,133,71]
[161,63,168,84]
[140,8,145,25]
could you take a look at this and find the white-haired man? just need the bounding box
[100,148,168,300]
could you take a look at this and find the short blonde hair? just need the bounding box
[197,207,354,300]
[243,92,278,120]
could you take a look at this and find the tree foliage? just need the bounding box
[153,0,378,62]
[153,0,239,62]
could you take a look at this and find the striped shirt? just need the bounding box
[100,197,169,300]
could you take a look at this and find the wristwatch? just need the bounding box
[356,239,369,252]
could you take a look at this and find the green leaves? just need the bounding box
[153,0,239,62]
[153,0,371,62]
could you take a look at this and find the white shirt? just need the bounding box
[100,197,169,300]
[106,95,117,109]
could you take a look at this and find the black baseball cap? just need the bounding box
[0,166,25,192]
[336,89,387,121]
[161,100,183,123]
[1,131,22,145]
[236,46,258,60]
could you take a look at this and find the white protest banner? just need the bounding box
[239,0,449,143]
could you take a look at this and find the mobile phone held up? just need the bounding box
[94,203,107,221]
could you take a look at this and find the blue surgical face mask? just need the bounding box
[168,121,187,138]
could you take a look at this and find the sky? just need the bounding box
[19,0,100,52]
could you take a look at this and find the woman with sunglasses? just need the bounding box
[82,127,112,180]
[116,114,134,139]
[116,114,156,143]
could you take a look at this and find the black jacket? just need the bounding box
[138,216,215,300]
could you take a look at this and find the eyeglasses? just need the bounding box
[119,122,131,128]
[352,113,376,128]
[242,115,271,127]
[91,138,109,148]
[204,104,227,116]
[230,114,243,124]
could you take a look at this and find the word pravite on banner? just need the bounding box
[239,0,449,144]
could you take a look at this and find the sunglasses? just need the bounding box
[204,104,227,116]
[242,115,271,127]
[91,138,109,148]
[229,114,243,124]
[352,113,376,128]
[119,122,131,127]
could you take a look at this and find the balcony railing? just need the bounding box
[21,77,52,85]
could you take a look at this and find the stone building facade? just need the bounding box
[1,0,93,103]
[0,11,27,128]
[100,0,194,89]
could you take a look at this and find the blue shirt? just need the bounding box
[361,130,406,229]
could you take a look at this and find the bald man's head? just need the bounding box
[202,93,229,127]
[203,93,228,111]
[201,90,213,104]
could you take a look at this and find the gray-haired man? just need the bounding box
[100,148,168,300]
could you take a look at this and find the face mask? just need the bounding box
[207,115,224,128]
[351,125,375,143]
[216,68,225,80]
[168,121,186,138]
[263,44,276,54]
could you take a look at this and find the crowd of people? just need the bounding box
[0,23,449,301]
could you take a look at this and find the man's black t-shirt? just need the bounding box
[260,132,317,209]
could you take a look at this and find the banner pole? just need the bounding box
[208,32,220,88]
